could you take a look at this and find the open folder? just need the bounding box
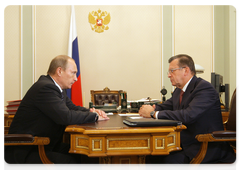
[123,117,182,127]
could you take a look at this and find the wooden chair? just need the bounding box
[190,89,236,164]
[5,134,53,164]
[90,87,125,106]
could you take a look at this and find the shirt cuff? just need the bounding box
[155,111,159,119]
[95,113,99,121]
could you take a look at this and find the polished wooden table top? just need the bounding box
[65,114,186,134]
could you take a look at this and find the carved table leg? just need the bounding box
[100,157,111,164]
[138,155,146,164]
[100,156,146,164]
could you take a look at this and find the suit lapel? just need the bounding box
[46,75,66,102]
[62,90,67,103]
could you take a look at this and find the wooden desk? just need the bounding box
[65,114,186,164]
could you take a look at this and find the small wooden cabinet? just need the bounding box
[0,113,14,126]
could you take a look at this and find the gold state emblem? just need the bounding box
[88,9,111,33]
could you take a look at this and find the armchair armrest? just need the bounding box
[190,131,236,164]
[5,134,52,164]
[196,131,236,142]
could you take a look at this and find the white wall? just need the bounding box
[34,6,162,106]
[4,5,236,108]
[174,6,213,82]
[236,0,240,84]
[4,6,21,106]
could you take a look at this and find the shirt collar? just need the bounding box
[49,75,63,93]
[182,76,193,92]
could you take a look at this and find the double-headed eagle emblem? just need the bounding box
[88,9,111,33]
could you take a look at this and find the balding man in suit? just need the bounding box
[5,55,109,163]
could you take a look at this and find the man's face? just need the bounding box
[60,59,78,89]
[167,59,185,89]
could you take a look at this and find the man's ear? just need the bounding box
[56,67,62,76]
[184,67,190,76]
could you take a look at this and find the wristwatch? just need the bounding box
[150,111,155,119]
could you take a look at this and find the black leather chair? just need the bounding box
[90,87,126,106]
[190,89,236,164]
[0,126,57,170]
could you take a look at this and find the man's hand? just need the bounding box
[139,105,155,118]
[90,108,109,120]
[98,115,110,121]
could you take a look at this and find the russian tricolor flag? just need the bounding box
[67,6,83,106]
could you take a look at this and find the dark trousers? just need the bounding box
[5,143,99,164]
[26,143,81,163]
[47,143,99,170]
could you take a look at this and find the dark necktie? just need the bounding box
[179,90,184,105]
[61,92,64,101]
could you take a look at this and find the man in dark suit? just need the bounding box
[139,54,235,163]
[5,55,109,163]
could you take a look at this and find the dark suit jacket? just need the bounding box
[6,75,97,163]
[155,76,235,162]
